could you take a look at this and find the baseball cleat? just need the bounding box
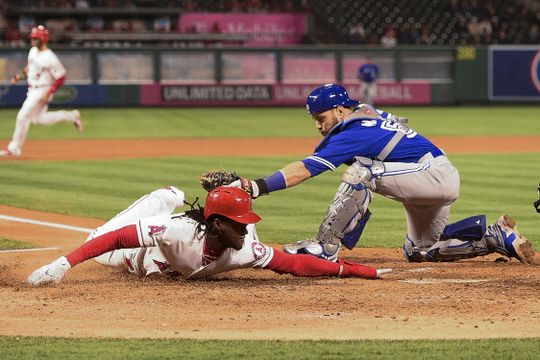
[0,148,20,158]
[73,110,84,132]
[283,239,340,262]
[28,256,71,286]
[402,237,427,262]
[485,215,535,264]
[402,246,427,262]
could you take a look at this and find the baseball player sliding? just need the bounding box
[200,84,537,266]
[28,186,392,286]
[1,25,83,158]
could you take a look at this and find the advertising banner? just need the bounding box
[0,85,104,107]
[178,13,307,45]
[140,82,431,106]
[489,46,540,100]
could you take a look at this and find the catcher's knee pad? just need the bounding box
[343,157,384,190]
[316,179,373,250]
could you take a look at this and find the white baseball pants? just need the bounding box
[88,187,185,275]
[7,86,79,156]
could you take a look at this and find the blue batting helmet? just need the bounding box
[306,84,359,115]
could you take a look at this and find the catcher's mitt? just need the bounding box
[200,171,241,192]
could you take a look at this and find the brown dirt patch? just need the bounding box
[1,136,540,340]
[1,205,540,340]
[0,135,539,161]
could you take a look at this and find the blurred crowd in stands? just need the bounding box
[0,0,538,47]
[0,0,307,47]
[7,0,307,11]
[347,0,540,46]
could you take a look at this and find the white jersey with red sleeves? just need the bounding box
[90,186,274,280]
[26,47,66,87]
[136,216,274,279]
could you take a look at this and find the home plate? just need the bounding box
[399,278,489,284]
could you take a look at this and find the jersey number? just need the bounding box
[361,120,417,138]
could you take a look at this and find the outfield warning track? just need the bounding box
[0,135,540,161]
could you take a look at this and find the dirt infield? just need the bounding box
[1,135,540,160]
[1,137,540,340]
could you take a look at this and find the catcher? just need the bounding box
[200,84,539,266]
[28,186,391,286]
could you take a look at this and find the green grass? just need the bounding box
[0,153,539,248]
[0,237,37,250]
[1,106,540,140]
[1,106,540,352]
[1,337,539,359]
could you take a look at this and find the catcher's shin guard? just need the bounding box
[315,160,375,250]
[283,160,376,260]
[423,239,490,262]
[426,213,536,263]
[404,215,489,262]
[440,215,486,242]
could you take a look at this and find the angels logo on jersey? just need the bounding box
[251,242,266,260]
[148,224,167,236]
[153,259,171,272]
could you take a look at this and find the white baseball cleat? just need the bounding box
[0,148,21,158]
[28,256,71,286]
[73,110,84,132]
[283,239,340,262]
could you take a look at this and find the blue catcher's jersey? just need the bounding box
[358,63,379,83]
[303,118,442,177]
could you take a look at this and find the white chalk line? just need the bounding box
[399,278,489,284]
[0,213,94,253]
[0,246,61,254]
[406,267,433,273]
[402,267,489,284]
[0,214,94,234]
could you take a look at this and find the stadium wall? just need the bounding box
[0,45,538,107]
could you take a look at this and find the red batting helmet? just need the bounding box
[30,25,49,43]
[204,186,261,224]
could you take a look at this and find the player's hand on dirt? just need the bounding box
[338,259,379,279]
[376,268,393,277]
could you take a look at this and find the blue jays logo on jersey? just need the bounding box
[530,50,540,94]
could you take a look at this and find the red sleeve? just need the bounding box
[47,75,65,96]
[265,249,377,279]
[65,224,139,267]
